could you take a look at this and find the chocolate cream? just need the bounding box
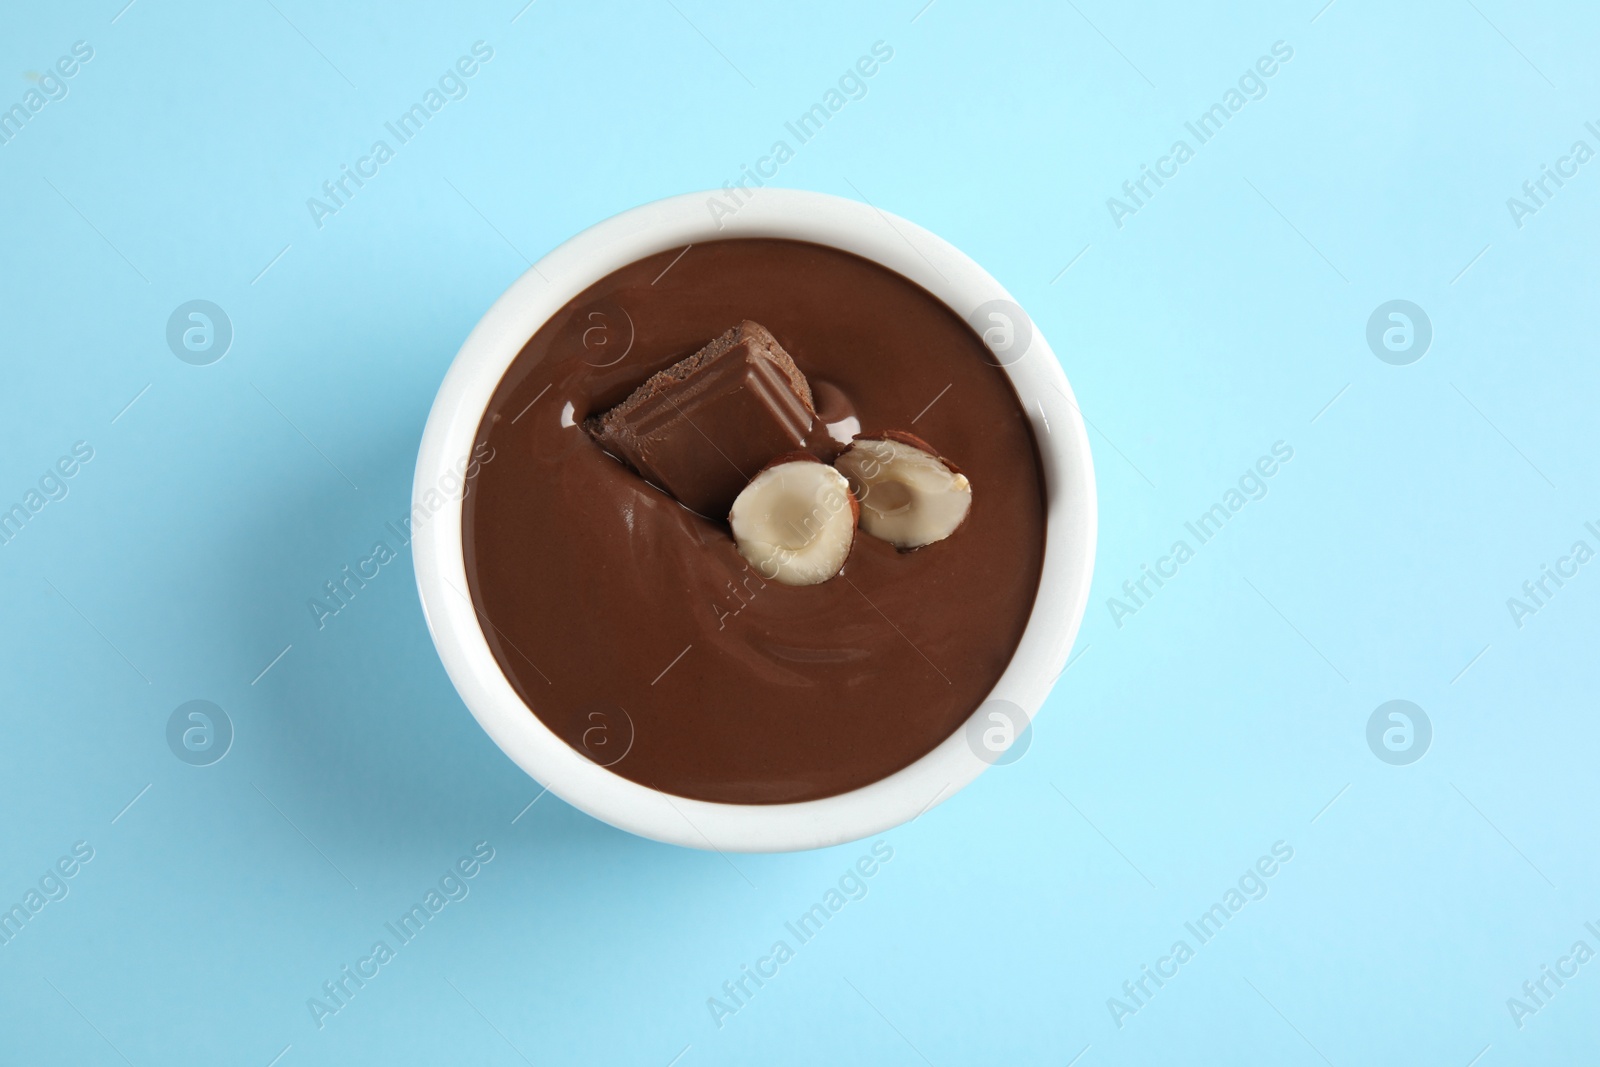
[464,238,1046,804]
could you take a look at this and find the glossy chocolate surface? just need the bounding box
[464,239,1046,804]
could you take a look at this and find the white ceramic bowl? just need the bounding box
[412,188,1096,853]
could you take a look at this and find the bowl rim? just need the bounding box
[411,187,1097,853]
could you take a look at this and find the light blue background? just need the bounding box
[2,1,1596,1064]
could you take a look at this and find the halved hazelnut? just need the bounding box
[834,432,972,549]
[728,454,859,586]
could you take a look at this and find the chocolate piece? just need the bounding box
[585,321,834,518]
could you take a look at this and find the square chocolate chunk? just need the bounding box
[585,321,830,518]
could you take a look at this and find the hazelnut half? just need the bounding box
[728,454,859,586]
[834,432,972,549]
